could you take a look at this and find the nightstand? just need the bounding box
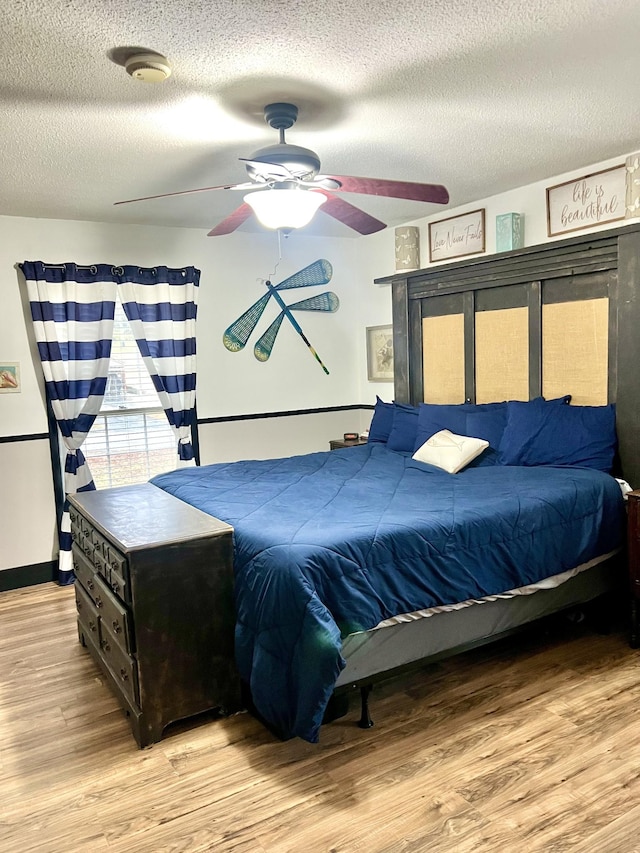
[329,438,368,450]
[627,490,640,648]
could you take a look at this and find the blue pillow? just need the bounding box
[367,396,395,444]
[465,407,508,451]
[498,401,617,471]
[413,397,571,454]
[543,395,572,405]
[414,404,468,450]
[386,403,420,452]
[414,401,509,452]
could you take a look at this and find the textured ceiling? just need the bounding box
[1,0,639,238]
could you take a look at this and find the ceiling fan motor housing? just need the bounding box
[245,143,322,180]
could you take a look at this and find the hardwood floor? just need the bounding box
[2,583,640,853]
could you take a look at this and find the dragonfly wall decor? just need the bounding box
[222,259,339,374]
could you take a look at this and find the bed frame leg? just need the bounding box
[358,684,374,729]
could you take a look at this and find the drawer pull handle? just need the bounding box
[112,619,121,633]
[111,581,120,594]
[101,639,111,652]
[87,579,94,590]
[119,668,129,682]
[95,596,103,609]
[89,620,97,633]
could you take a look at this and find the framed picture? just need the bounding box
[546,165,626,237]
[428,209,485,262]
[366,325,394,382]
[0,362,20,393]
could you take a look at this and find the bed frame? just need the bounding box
[331,223,640,727]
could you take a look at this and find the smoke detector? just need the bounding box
[125,53,172,83]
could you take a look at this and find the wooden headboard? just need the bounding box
[375,223,640,488]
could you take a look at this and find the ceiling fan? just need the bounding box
[114,102,450,236]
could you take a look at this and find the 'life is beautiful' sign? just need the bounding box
[428,209,485,262]
[546,165,626,237]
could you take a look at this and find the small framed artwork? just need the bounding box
[428,209,485,262]
[366,325,394,382]
[546,165,627,237]
[0,362,20,393]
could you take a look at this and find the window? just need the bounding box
[83,299,176,489]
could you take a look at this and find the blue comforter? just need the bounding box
[151,443,624,742]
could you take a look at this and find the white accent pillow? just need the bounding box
[412,429,489,474]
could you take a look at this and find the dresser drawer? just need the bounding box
[96,542,129,602]
[98,582,134,654]
[98,621,139,707]
[77,532,96,566]
[75,582,100,644]
[71,510,130,603]
[75,562,134,654]
[89,526,108,557]
[106,562,129,603]
[72,547,99,597]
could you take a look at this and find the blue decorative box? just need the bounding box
[496,213,524,252]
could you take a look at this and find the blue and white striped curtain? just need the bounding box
[117,266,199,463]
[20,262,117,585]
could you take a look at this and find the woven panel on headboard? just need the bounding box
[475,307,529,403]
[542,298,609,406]
[422,314,465,403]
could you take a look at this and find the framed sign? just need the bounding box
[428,209,485,262]
[366,325,394,382]
[546,165,626,237]
[0,362,20,393]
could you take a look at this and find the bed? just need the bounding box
[152,224,640,743]
[151,432,624,742]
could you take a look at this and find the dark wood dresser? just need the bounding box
[69,483,240,747]
[628,489,640,648]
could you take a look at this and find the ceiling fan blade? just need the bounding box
[114,182,257,206]
[318,194,386,235]
[326,175,449,205]
[207,203,254,237]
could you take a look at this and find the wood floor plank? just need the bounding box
[2,583,640,852]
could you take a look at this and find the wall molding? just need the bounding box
[0,561,57,592]
[0,432,49,443]
[0,405,375,444]
[198,404,373,425]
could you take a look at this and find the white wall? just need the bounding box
[0,216,378,572]
[0,216,373,434]
[1,147,637,576]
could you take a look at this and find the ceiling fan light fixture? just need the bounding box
[244,187,326,230]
